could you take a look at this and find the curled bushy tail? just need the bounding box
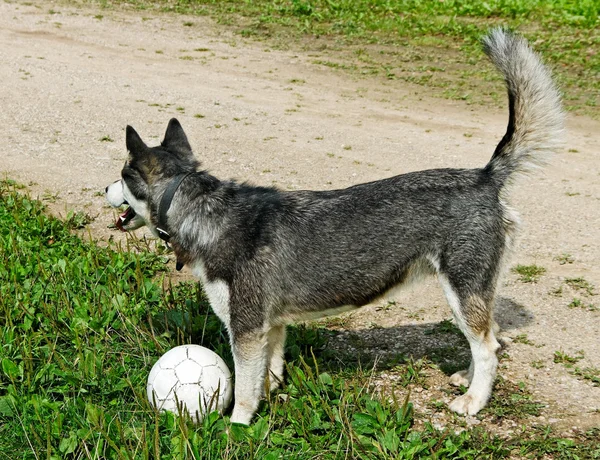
[483,28,564,186]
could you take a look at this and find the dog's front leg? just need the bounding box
[230,330,268,425]
[266,325,286,392]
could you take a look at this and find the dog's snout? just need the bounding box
[105,186,109,193]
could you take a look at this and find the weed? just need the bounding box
[425,319,461,336]
[42,190,60,203]
[554,253,574,265]
[553,350,585,366]
[549,285,563,297]
[513,334,535,346]
[530,360,545,369]
[512,264,546,283]
[99,135,114,142]
[565,277,596,296]
[484,379,544,419]
[572,367,600,386]
[568,297,597,311]
[64,210,95,229]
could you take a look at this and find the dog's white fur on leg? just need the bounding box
[438,274,500,415]
[230,331,268,425]
[450,333,500,415]
[450,361,474,388]
[266,325,286,392]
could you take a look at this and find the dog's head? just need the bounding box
[105,118,199,234]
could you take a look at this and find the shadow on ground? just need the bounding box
[289,296,534,376]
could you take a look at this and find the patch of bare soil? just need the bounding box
[1,0,598,437]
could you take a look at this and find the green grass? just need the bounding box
[565,276,596,296]
[87,0,600,117]
[512,264,547,283]
[2,180,599,457]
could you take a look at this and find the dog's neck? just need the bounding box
[156,172,194,247]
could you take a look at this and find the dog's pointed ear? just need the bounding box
[126,125,147,156]
[162,118,192,155]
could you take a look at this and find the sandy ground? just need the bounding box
[1,0,598,436]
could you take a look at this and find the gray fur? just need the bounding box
[106,29,563,424]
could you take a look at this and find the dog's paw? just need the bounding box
[448,393,485,416]
[230,405,254,425]
[449,370,471,387]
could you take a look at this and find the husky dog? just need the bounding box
[106,29,563,424]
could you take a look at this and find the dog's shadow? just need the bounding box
[288,296,533,376]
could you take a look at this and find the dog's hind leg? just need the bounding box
[266,325,286,392]
[449,317,502,388]
[449,361,474,388]
[438,274,501,415]
[230,330,269,425]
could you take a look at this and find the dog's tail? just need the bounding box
[483,28,564,187]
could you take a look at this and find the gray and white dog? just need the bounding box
[106,29,563,424]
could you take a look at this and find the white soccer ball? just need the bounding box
[147,344,233,423]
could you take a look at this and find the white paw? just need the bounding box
[449,393,485,415]
[449,370,471,387]
[230,405,254,425]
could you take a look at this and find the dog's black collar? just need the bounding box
[156,172,193,256]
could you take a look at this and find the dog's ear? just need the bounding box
[126,125,148,156]
[162,118,192,155]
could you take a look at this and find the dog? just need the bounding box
[106,28,563,425]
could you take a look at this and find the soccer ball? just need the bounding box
[147,344,233,423]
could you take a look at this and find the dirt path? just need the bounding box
[1,1,598,435]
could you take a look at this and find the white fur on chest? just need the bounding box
[191,261,231,330]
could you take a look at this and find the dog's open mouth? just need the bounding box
[116,206,136,232]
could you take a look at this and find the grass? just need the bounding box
[86,0,600,117]
[553,350,585,366]
[2,182,600,457]
[512,264,547,283]
[565,276,596,296]
[552,349,600,387]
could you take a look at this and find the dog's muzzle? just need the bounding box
[106,180,138,232]
[115,205,136,232]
